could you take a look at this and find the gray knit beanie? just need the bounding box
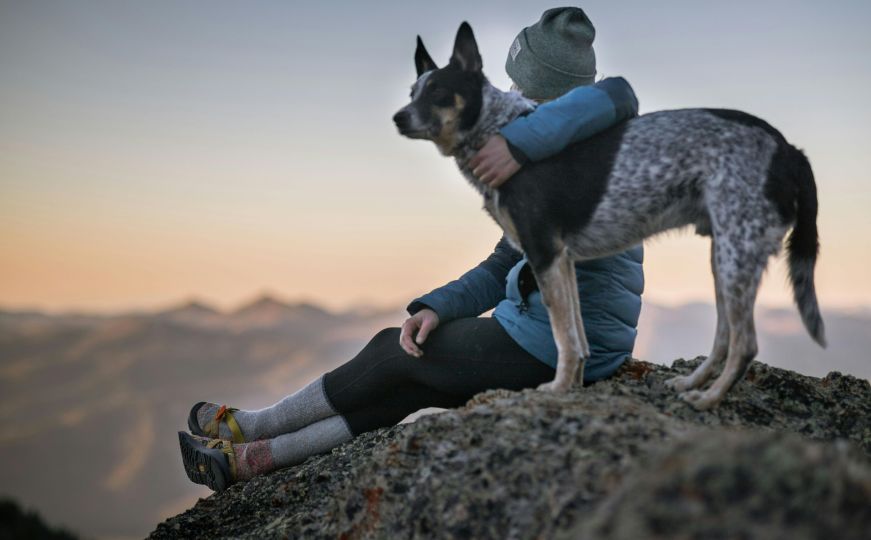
[505,7,597,100]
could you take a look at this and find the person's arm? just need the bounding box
[406,235,522,321]
[502,76,639,163]
[472,77,639,186]
[399,236,521,357]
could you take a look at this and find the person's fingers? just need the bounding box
[481,164,503,186]
[398,325,411,354]
[399,319,411,341]
[415,318,435,344]
[489,158,522,188]
[479,159,500,184]
[489,167,510,188]
[402,333,422,356]
[473,159,493,180]
[473,137,520,187]
[399,320,422,357]
[469,153,482,169]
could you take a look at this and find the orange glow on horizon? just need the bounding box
[2,2,870,315]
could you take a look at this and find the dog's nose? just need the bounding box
[393,110,410,130]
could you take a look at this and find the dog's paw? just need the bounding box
[665,375,695,392]
[678,389,719,411]
[537,380,570,393]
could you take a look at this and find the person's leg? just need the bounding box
[181,415,354,489]
[240,319,553,475]
[193,317,552,440]
[232,381,462,478]
[340,382,467,435]
[190,323,457,441]
[239,382,472,475]
[323,318,556,435]
[230,415,352,480]
[183,317,554,486]
[192,374,337,441]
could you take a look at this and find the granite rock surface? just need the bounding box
[151,358,871,539]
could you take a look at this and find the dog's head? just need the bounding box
[393,22,485,156]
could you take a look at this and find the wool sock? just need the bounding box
[196,375,338,441]
[233,415,353,480]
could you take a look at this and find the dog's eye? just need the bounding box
[430,87,453,106]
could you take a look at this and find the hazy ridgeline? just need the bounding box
[0,297,867,539]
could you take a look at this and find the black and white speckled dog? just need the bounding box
[393,22,825,410]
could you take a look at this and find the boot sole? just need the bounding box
[178,431,232,492]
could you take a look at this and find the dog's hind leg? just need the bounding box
[534,248,586,393]
[679,228,778,410]
[666,240,729,392]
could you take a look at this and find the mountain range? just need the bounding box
[0,296,867,539]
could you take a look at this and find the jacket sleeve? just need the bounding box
[499,76,639,163]
[407,236,522,322]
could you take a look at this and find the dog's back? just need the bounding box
[498,107,824,346]
[500,109,778,252]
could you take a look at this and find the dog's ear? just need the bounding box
[450,21,482,72]
[415,36,438,77]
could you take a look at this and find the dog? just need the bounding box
[392,22,825,410]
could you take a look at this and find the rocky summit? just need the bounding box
[151,359,871,539]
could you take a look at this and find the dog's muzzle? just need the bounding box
[393,110,411,131]
[392,108,429,139]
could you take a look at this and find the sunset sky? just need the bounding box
[1,0,870,313]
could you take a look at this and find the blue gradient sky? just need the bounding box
[1,0,870,312]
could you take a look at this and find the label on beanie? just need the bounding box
[509,38,522,61]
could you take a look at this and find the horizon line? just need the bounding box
[1,293,868,318]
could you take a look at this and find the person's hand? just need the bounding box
[470,134,522,188]
[399,308,440,357]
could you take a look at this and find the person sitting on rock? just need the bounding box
[179,7,644,491]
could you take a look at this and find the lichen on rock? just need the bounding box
[151,358,871,539]
[571,431,871,540]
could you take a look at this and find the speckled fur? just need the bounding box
[569,109,783,258]
[394,22,825,410]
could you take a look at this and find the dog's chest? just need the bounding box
[457,153,526,251]
[483,191,522,250]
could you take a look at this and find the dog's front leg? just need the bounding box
[534,250,586,393]
[562,253,590,385]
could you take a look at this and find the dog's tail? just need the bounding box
[786,148,826,347]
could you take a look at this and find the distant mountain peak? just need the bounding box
[233,294,293,315]
[229,294,332,328]
[161,299,220,316]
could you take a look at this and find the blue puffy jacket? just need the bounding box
[408,77,644,382]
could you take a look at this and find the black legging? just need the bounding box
[322,317,556,435]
